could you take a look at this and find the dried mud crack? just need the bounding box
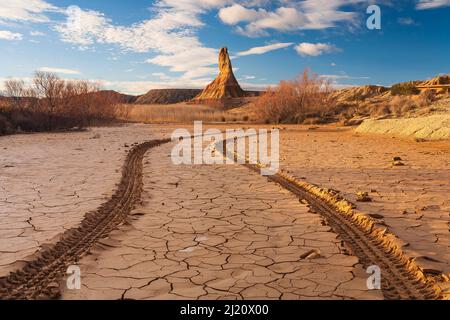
[0,139,170,300]
[243,163,442,300]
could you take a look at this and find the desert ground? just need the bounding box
[1,123,448,299]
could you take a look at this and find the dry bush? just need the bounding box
[388,96,415,116]
[390,83,420,96]
[419,89,436,104]
[116,103,240,123]
[365,91,437,119]
[254,70,334,124]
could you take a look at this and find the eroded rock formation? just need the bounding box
[195,47,245,100]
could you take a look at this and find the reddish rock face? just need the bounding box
[195,47,245,100]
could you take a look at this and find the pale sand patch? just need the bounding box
[356,114,450,140]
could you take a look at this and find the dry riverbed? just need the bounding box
[0,123,448,299]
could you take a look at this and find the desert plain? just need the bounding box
[1,123,448,300]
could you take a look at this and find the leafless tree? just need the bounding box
[3,79,33,109]
[2,71,121,132]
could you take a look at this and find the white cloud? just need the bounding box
[0,0,371,91]
[54,3,222,81]
[243,75,256,79]
[397,17,416,25]
[0,0,57,24]
[37,67,81,75]
[0,30,22,40]
[318,72,370,89]
[218,4,265,25]
[319,74,370,80]
[416,0,450,9]
[219,0,365,37]
[237,42,294,56]
[30,30,45,36]
[295,43,339,56]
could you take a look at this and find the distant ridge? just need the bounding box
[93,90,139,104]
[136,89,201,104]
[330,74,450,103]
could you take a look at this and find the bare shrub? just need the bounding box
[1,71,120,134]
[254,70,334,124]
[390,83,420,96]
[388,96,413,116]
[362,91,438,119]
[3,79,36,109]
[372,102,392,118]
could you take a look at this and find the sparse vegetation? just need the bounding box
[0,71,120,135]
[390,83,420,96]
[339,89,441,123]
[115,103,246,123]
[254,70,335,124]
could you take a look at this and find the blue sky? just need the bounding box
[0,0,449,95]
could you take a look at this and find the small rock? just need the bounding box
[356,191,372,202]
[299,249,321,260]
[392,160,405,166]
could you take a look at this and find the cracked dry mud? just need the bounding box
[278,128,450,280]
[0,124,172,277]
[62,141,381,300]
[1,124,449,300]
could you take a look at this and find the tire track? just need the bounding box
[0,139,170,300]
[243,163,442,300]
[1,133,442,300]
